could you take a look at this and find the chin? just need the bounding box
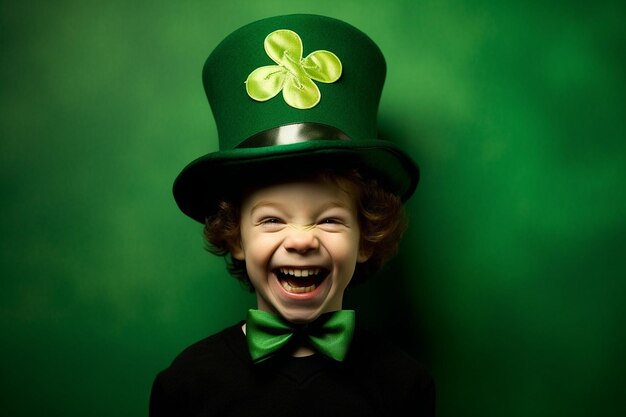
[275,305,323,324]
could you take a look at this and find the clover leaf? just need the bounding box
[245,29,342,109]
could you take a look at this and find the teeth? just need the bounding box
[277,267,323,294]
[280,280,317,293]
[279,267,320,277]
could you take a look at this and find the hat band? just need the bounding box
[236,123,351,148]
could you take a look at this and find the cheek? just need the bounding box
[241,233,280,264]
[329,234,362,265]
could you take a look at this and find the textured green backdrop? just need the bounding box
[1,0,625,416]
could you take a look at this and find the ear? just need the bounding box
[230,240,245,260]
[357,246,372,263]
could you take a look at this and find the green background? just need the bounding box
[1,0,624,416]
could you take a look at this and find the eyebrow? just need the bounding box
[249,199,351,214]
[249,201,283,213]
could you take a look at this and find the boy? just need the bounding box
[150,14,435,416]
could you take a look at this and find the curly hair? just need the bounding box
[203,169,408,291]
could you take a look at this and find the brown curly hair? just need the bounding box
[203,168,408,291]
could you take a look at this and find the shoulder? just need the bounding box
[351,326,429,370]
[153,321,247,386]
[348,326,435,414]
[150,321,252,415]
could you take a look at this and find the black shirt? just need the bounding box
[150,321,435,417]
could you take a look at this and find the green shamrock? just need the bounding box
[245,29,342,109]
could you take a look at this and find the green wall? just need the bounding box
[1,1,624,415]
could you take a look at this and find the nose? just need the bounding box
[283,224,319,253]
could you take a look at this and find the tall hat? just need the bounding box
[173,14,420,223]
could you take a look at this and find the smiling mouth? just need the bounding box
[274,267,328,294]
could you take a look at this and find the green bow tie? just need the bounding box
[245,309,355,363]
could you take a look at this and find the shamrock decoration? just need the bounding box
[245,29,342,109]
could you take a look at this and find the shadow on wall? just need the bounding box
[343,112,434,365]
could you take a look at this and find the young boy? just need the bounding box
[150,14,435,417]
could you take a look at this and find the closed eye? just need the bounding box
[256,217,287,231]
[317,217,350,232]
[259,217,283,225]
[320,217,342,225]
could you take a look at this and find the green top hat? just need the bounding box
[173,14,420,223]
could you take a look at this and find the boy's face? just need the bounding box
[231,177,369,324]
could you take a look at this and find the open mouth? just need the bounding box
[274,267,329,294]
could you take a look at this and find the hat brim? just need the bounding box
[173,139,419,223]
